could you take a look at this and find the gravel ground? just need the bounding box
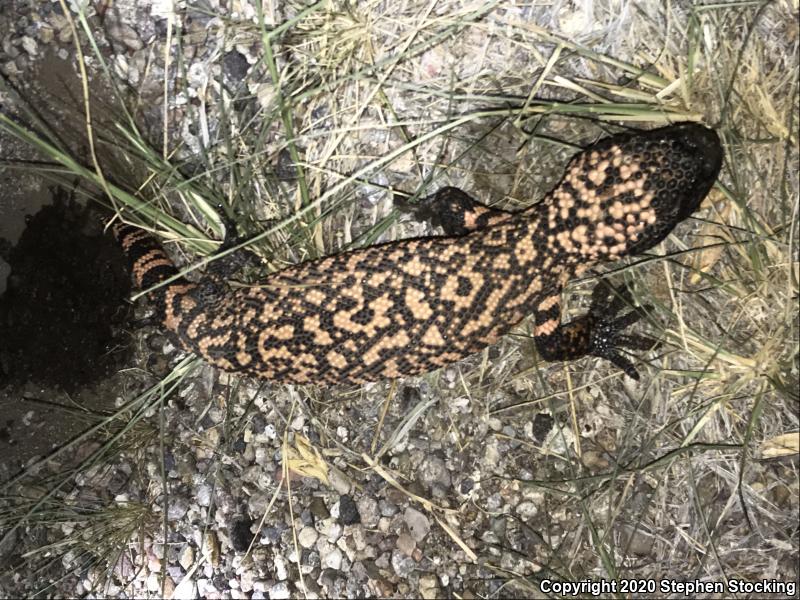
[0,1,798,599]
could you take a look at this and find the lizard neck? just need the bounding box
[520,192,625,275]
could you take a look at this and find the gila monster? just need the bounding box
[112,123,722,385]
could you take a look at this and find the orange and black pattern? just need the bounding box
[113,123,722,384]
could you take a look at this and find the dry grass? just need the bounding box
[1,0,798,597]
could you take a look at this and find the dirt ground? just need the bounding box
[0,50,135,474]
[0,1,797,599]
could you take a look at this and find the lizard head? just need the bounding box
[544,122,722,262]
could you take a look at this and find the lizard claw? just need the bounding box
[586,282,657,380]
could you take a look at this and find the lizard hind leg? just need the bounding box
[204,204,262,286]
[397,186,516,236]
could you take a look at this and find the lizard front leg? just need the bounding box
[398,186,516,235]
[533,282,655,380]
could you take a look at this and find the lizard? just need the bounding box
[112,122,722,385]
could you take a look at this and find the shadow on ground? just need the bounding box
[0,192,133,477]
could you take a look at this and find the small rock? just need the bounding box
[196,483,213,507]
[146,572,161,593]
[263,423,277,440]
[178,544,194,571]
[485,492,503,511]
[260,526,281,545]
[338,495,360,525]
[417,455,451,491]
[229,516,254,552]
[223,50,250,81]
[269,581,292,599]
[396,532,416,557]
[232,435,246,453]
[302,551,321,574]
[300,508,315,526]
[391,549,415,577]
[21,36,37,56]
[148,552,161,573]
[326,522,343,543]
[309,496,329,520]
[172,571,197,598]
[404,507,430,542]
[162,576,176,597]
[419,574,438,599]
[167,565,183,581]
[377,516,391,533]
[187,61,209,89]
[273,554,288,580]
[321,546,343,570]
[358,496,381,526]
[108,21,143,51]
[57,26,72,43]
[39,26,54,44]
[350,525,368,552]
[581,450,610,470]
[113,54,129,81]
[483,438,501,467]
[239,570,255,593]
[488,417,503,432]
[298,526,318,549]
[255,82,275,110]
[216,490,237,515]
[530,413,554,442]
[378,498,398,518]
[201,531,220,567]
[167,497,190,521]
[319,569,344,595]
[13,54,28,73]
[329,468,351,495]
[275,148,300,180]
[2,38,19,60]
[515,501,538,520]
[621,527,655,556]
